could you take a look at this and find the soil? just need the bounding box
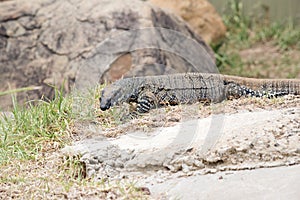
[239,42,300,79]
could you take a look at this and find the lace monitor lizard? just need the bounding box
[100,73,300,113]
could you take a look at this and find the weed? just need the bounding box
[0,89,73,164]
[0,86,42,97]
[60,154,87,180]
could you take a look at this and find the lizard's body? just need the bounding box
[100,73,300,113]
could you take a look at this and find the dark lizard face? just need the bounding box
[100,84,121,111]
[99,80,136,111]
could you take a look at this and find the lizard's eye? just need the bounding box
[129,94,137,101]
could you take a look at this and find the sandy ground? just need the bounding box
[63,95,300,199]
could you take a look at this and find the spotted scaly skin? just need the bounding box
[100,73,300,113]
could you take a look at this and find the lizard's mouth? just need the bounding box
[99,97,111,111]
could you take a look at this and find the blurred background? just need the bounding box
[206,0,300,78]
[210,0,300,25]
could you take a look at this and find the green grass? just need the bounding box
[221,0,300,49]
[0,89,73,164]
[0,87,149,198]
[0,83,125,164]
[213,0,300,77]
[254,21,300,50]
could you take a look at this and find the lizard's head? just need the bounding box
[100,83,122,111]
[100,79,137,111]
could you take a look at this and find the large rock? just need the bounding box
[148,0,226,44]
[0,0,217,109]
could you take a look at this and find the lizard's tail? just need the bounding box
[222,75,300,97]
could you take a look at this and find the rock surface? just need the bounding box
[149,164,300,199]
[63,106,300,177]
[63,103,300,198]
[0,0,216,109]
[148,0,227,44]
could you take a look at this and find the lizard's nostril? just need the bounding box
[100,99,111,111]
[100,104,109,111]
[100,105,108,111]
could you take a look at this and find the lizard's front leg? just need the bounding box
[137,91,158,113]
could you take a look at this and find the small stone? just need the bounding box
[182,163,191,173]
[236,146,249,153]
[231,158,237,165]
[209,168,217,173]
[94,164,101,171]
[205,154,222,163]
[166,164,181,172]
[88,158,99,165]
[114,161,124,168]
[167,114,181,122]
[194,159,205,168]
[137,187,151,195]
[183,156,195,166]
[156,178,164,183]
